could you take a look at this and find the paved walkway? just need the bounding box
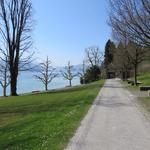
[65,79,150,150]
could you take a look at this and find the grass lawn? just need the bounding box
[136,73,150,113]
[137,72,150,86]
[138,97,150,113]
[0,80,104,150]
[123,72,150,91]
[122,73,150,116]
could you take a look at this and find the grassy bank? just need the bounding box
[122,73,150,116]
[0,80,104,150]
[138,97,150,113]
[123,72,150,91]
[137,72,150,86]
[137,73,150,114]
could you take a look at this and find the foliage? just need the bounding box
[80,65,101,84]
[137,73,150,86]
[104,39,116,68]
[78,61,86,84]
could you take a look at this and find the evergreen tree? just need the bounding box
[80,65,101,84]
[104,40,116,77]
[104,40,115,67]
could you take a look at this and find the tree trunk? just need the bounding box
[122,70,125,81]
[3,68,7,97]
[125,69,128,81]
[83,77,85,84]
[45,83,48,91]
[10,73,18,96]
[69,80,72,87]
[3,86,6,97]
[134,65,137,86]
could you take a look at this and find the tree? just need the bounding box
[126,41,147,85]
[61,61,76,87]
[104,40,115,66]
[0,55,10,96]
[108,0,150,47]
[85,46,103,67]
[84,46,103,80]
[78,61,86,84]
[108,0,150,81]
[113,40,147,84]
[34,57,57,91]
[0,0,33,96]
[83,65,101,84]
[113,42,132,80]
[104,40,116,77]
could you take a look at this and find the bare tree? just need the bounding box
[34,57,57,91]
[108,0,149,84]
[78,60,86,84]
[0,55,10,96]
[108,0,150,47]
[113,39,147,84]
[0,0,33,96]
[85,46,103,67]
[126,41,147,85]
[113,42,132,80]
[61,61,77,87]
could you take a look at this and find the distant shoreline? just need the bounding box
[20,84,81,96]
[0,73,80,97]
[0,83,81,98]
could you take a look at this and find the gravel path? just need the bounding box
[65,79,150,150]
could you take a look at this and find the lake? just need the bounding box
[0,72,80,96]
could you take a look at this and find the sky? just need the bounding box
[32,0,111,66]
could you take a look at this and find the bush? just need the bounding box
[80,65,101,84]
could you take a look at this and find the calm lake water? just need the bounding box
[0,72,80,96]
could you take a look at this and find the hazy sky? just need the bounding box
[32,0,111,66]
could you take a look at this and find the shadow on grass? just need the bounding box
[1,136,37,149]
[45,83,102,94]
[0,94,94,149]
[0,83,99,115]
[0,94,94,115]
[0,81,104,149]
[0,117,40,149]
[0,117,39,134]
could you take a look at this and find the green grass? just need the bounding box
[122,73,150,116]
[136,73,150,115]
[137,72,150,86]
[138,97,150,113]
[0,80,104,150]
[123,72,150,91]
